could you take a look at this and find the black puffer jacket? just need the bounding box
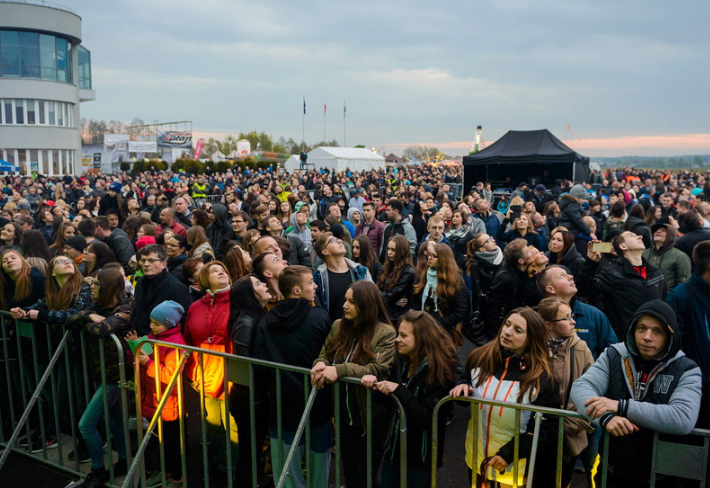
[558,194,592,237]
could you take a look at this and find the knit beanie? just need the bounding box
[150,300,184,330]
[136,236,156,251]
[569,184,587,200]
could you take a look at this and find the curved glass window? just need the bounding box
[0,30,73,83]
[0,99,74,127]
[1,148,75,176]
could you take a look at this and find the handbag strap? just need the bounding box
[564,345,575,408]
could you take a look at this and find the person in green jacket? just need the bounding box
[642,222,691,290]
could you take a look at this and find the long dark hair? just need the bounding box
[95,267,126,309]
[413,244,463,308]
[398,310,457,388]
[353,235,378,279]
[378,235,412,292]
[549,230,575,259]
[224,245,250,282]
[84,241,117,277]
[229,274,267,336]
[2,222,24,246]
[465,307,552,403]
[21,230,53,261]
[46,256,84,310]
[324,281,392,364]
[0,250,33,309]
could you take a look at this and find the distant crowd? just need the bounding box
[2,164,710,488]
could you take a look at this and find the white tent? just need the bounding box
[284,155,302,172]
[211,150,226,162]
[305,147,385,172]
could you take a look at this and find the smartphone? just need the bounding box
[592,242,613,253]
[510,205,522,214]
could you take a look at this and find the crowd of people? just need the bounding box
[2,163,710,488]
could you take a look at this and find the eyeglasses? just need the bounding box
[90,282,100,289]
[54,258,73,265]
[140,258,163,265]
[165,243,181,248]
[328,237,341,245]
[485,237,495,244]
[550,314,574,322]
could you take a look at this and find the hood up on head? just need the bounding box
[625,299,680,361]
[211,204,229,229]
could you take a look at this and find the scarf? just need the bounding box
[475,247,504,266]
[445,225,470,241]
[421,267,439,312]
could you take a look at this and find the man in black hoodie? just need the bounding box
[253,265,332,488]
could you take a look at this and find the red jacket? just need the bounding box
[156,220,187,238]
[184,289,232,394]
[138,327,186,421]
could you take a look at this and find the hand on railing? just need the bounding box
[605,416,639,437]
[310,362,337,389]
[9,307,26,319]
[361,375,399,395]
[449,384,473,397]
[584,396,619,419]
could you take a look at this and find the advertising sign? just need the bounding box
[103,134,129,151]
[157,131,192,148]
[128,141,157,152]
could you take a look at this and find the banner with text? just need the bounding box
[128,141,157,152]
[157,131,193,148]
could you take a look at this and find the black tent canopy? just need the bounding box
[463,129,589,189]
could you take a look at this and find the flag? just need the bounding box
[303,97,306,115]
[344,100,346,117]
[324,103,327,115]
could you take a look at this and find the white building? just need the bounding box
[0,1,95,176]
[284,147,386,173]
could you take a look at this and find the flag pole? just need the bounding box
[343,100,347,147]
[302,96,306,152]
[323,103,327,143]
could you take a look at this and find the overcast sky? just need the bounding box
[67,0,710,157]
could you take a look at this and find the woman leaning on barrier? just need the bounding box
[65,268,133,488]
[362,310,457,488]
[10,255,92,457]
[311,280,396,488]
[450,306,559,488]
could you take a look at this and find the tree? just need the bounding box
[403,145,439,160]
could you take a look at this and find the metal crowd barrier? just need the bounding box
[3,311,710,488]
[123,338,409,488]
[0,311,132,487]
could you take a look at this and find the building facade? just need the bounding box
[0,1,95,176]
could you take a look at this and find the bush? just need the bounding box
[120,162,130,172]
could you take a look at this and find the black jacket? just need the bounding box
[558,194,592,237]
[586,256,668,337]
[253,299,332,429]
[468,255,503,312]
[104,228,135,272]
[412,280,471,333]
[676,228,710,263]
[205,204,234,260]
[482,261,535,339]
[167,254,188,284]
[385,360,454,468]
[231,312,261,358]
[133,270,192,336]
[379,266,415,321]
